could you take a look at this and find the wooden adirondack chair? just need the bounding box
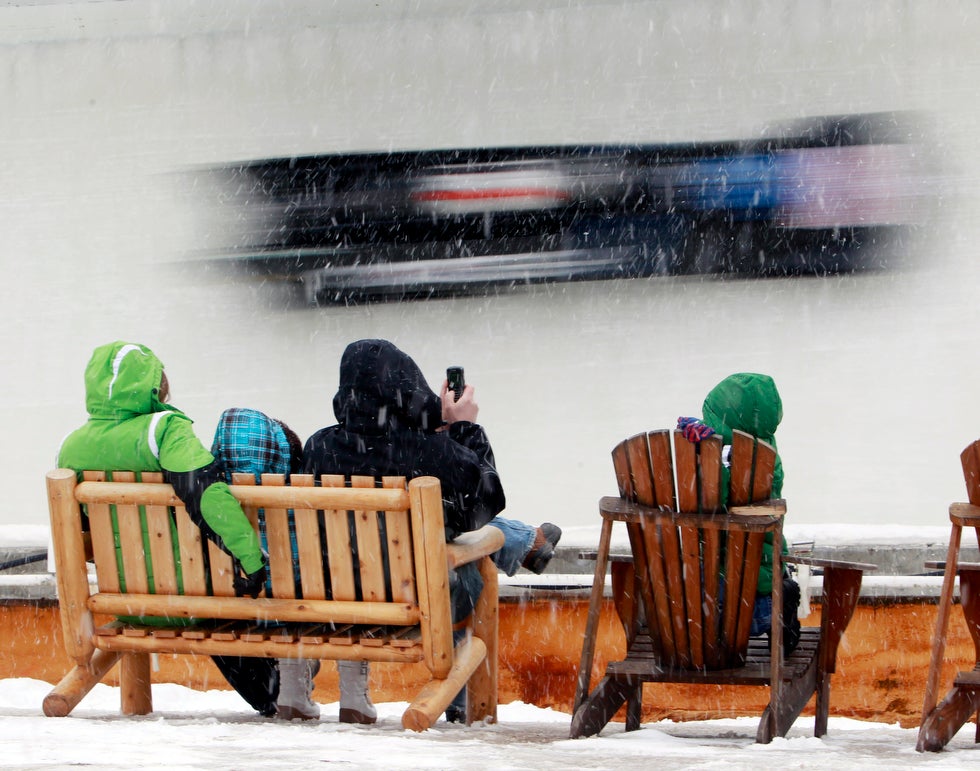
[570,428,871,743]
[918,438,980,751]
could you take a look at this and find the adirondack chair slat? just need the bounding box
[648,431,675,510]
[680,525,705,669]
[573,427,870,745]
[702,528,724,668]
[698,436,723,511]
[626,434,656,507]
[639,518,676,662]
[673,432,698,513]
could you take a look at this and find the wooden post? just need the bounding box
[46,469,95,666]
[401,637,486,732]
[42,649,122,717]
[920,519,962,720]
[409,477,453,679]
[120,652,152,715]
[574,516,614,713]
[467,555,499,725]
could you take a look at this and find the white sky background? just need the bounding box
[3,677,975,770]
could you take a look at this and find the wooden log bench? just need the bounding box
[44,468,504,731]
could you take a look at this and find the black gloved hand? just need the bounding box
[233,561,268,599]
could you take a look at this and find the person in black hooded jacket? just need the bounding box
[303,338,560,722]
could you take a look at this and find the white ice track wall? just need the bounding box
[1,0,974,164]
[0,0,977,529]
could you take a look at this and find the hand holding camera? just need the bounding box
[442,365,479,424]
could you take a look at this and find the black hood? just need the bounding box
[332,339,444,434]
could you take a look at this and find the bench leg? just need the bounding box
[43,649,122,717]
[402,636,487,732]
[466,556,498,725]
[120,652,152,716]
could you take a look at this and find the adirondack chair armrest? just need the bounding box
[785,556,878,573]
[785,555,870,676]
[727,498,786,520]
[924,560,980,572]
[446,525,506,570]
[598,495,664,522]
[949,502,980,526]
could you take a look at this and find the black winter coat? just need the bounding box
[303,339,506,540]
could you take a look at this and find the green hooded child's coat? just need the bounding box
[701,372,786,595]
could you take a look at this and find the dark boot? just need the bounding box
[522,523,562,574]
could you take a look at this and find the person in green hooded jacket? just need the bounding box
[58,341,277,713]
[679,372,800,653]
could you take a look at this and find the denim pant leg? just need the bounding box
[449,562,484,624]
[750,595,772,636]
[487,516,537,576]
[449,628,467,713]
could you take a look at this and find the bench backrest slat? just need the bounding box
[208,539,236,597]
[352,476,387,602]
[322,474,357,601]
[383,475,417,604]
[254,473,296,600]
[291,474,328,600]
[175,506,208,595]
[142,471,179,595]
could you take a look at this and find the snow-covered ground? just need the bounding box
[2,678,977,770]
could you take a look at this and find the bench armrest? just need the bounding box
[446,525,505,570]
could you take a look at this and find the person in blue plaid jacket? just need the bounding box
[210,407,327,722]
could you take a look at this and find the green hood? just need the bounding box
[84,341,170,420]
[701,372,782,447]
[703,371,784,500]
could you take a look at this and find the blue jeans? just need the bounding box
[750,595,772,636]
[447,517,536,719]
[448,517,536,640]
[487,516,536,576]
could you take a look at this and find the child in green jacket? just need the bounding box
[679,372,800,653]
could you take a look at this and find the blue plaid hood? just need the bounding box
[211,408,292,482]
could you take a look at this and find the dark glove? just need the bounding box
[677,416,715,443]
[233,560,268,599]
